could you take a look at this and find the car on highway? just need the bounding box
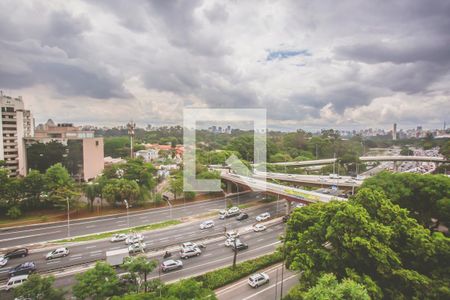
[225,231,240,240]
[180,246,201,259]
[8,262,36,277]
[111,233,128,242]
[248,272,270,288]
[219,206,241,219]
[125,234,144,245]
[5,274,28,291]
[231,241,248,251]
[200,220,214,229]
[181,242,198,250]
[46,247,70,260]
[225,237,240,247]
[0,255,8,268]
[4,248,29,259]
[160,259,183,272]
[253,224,266,232]
[256,212,270,222]
[282,214,290,223]
[236,212,248,221]
[128,242,146,254]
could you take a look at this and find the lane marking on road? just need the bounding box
[241,274,298,300]
[69,256,82,261]
[0,230,62,243]
[90,252,102,257]
[257,238,264,242]
[110,246,121,250]
[203,253,213,257]
[85,245,97,249]
[46,260,61,265]
[86,225,96,229]
[90,250,102,254]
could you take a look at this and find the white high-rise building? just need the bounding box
[0,92,34,176]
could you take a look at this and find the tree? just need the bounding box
[286,273,370,300]
[102,178,140,207]
[14,274,64,300]
[285,188,450,299]
[84,182,101,211]
[73,262,120,300]
[362,172,450,228]
[124,256,157,292]
[169,175,183,201]
[165,279,217,300]
[22,170,47,210]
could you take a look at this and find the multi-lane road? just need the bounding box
[0,192,261,249]
[1,212,287,298]
[0,196,285,281]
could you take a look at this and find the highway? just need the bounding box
[221,173,346,203]
[254,171,362,188]
[1,217,286,298]
[0,193,260,249]
[0,200,285,283]
[216,264,298,300]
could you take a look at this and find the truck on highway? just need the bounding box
[106,248,129,267]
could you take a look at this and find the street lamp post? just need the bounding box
[124,199,130,229]
[66,197,70,238]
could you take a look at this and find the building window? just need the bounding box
[96,141,99,146]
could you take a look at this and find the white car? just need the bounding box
[253,224,266,232]
[128,242,146,254]
[224,238,240,247]
[200,220,214,229]
[180,246,201,259]
[125,234,144,245]
[181,242,198,250]
[248,272,270,288]
[0,255,8,268]
[161,259,183,272]
[45,247,70,260]
[228,206,240,214]
[256,212,270,222]
[5,275,28,291]
[225,231,240,239]
[111,233,128,242]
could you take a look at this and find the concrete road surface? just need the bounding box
[216,263,299,300]
[0,192,261,248]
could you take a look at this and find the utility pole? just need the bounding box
[315,143,318,159]
[124,199,130,229]
[66,197,70,238]
[127,121,136,158]
[232,238,238,269]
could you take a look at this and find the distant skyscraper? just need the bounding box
[392,123,397,140]
[0,92,34,176]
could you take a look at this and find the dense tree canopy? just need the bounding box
[14,274,64,300]
[73,262,120,300]
[285,188,450,299]
[362,172,450,228]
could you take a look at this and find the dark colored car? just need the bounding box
[5,248,28,259]
[231,242,249,251]
[8,262,36,277]
[236,213,248,221]
[282,215,290,223]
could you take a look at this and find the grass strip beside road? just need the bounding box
[55,220,182,243]
[193,251,283,290]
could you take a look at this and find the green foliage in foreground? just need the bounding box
[285,188,450,300]
[194,251,283,290]
[285,273,370,300]
[56,220,181,243]
[73,262,120,300]
[14,274,65,300]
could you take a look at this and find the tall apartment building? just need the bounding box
[0,93,34,176]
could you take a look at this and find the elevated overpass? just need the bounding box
[221,172,346,207]
[263,158,337,167]
[359,155,446,163]
[253,171,363,188]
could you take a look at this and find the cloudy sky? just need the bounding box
[1,0,449,130]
